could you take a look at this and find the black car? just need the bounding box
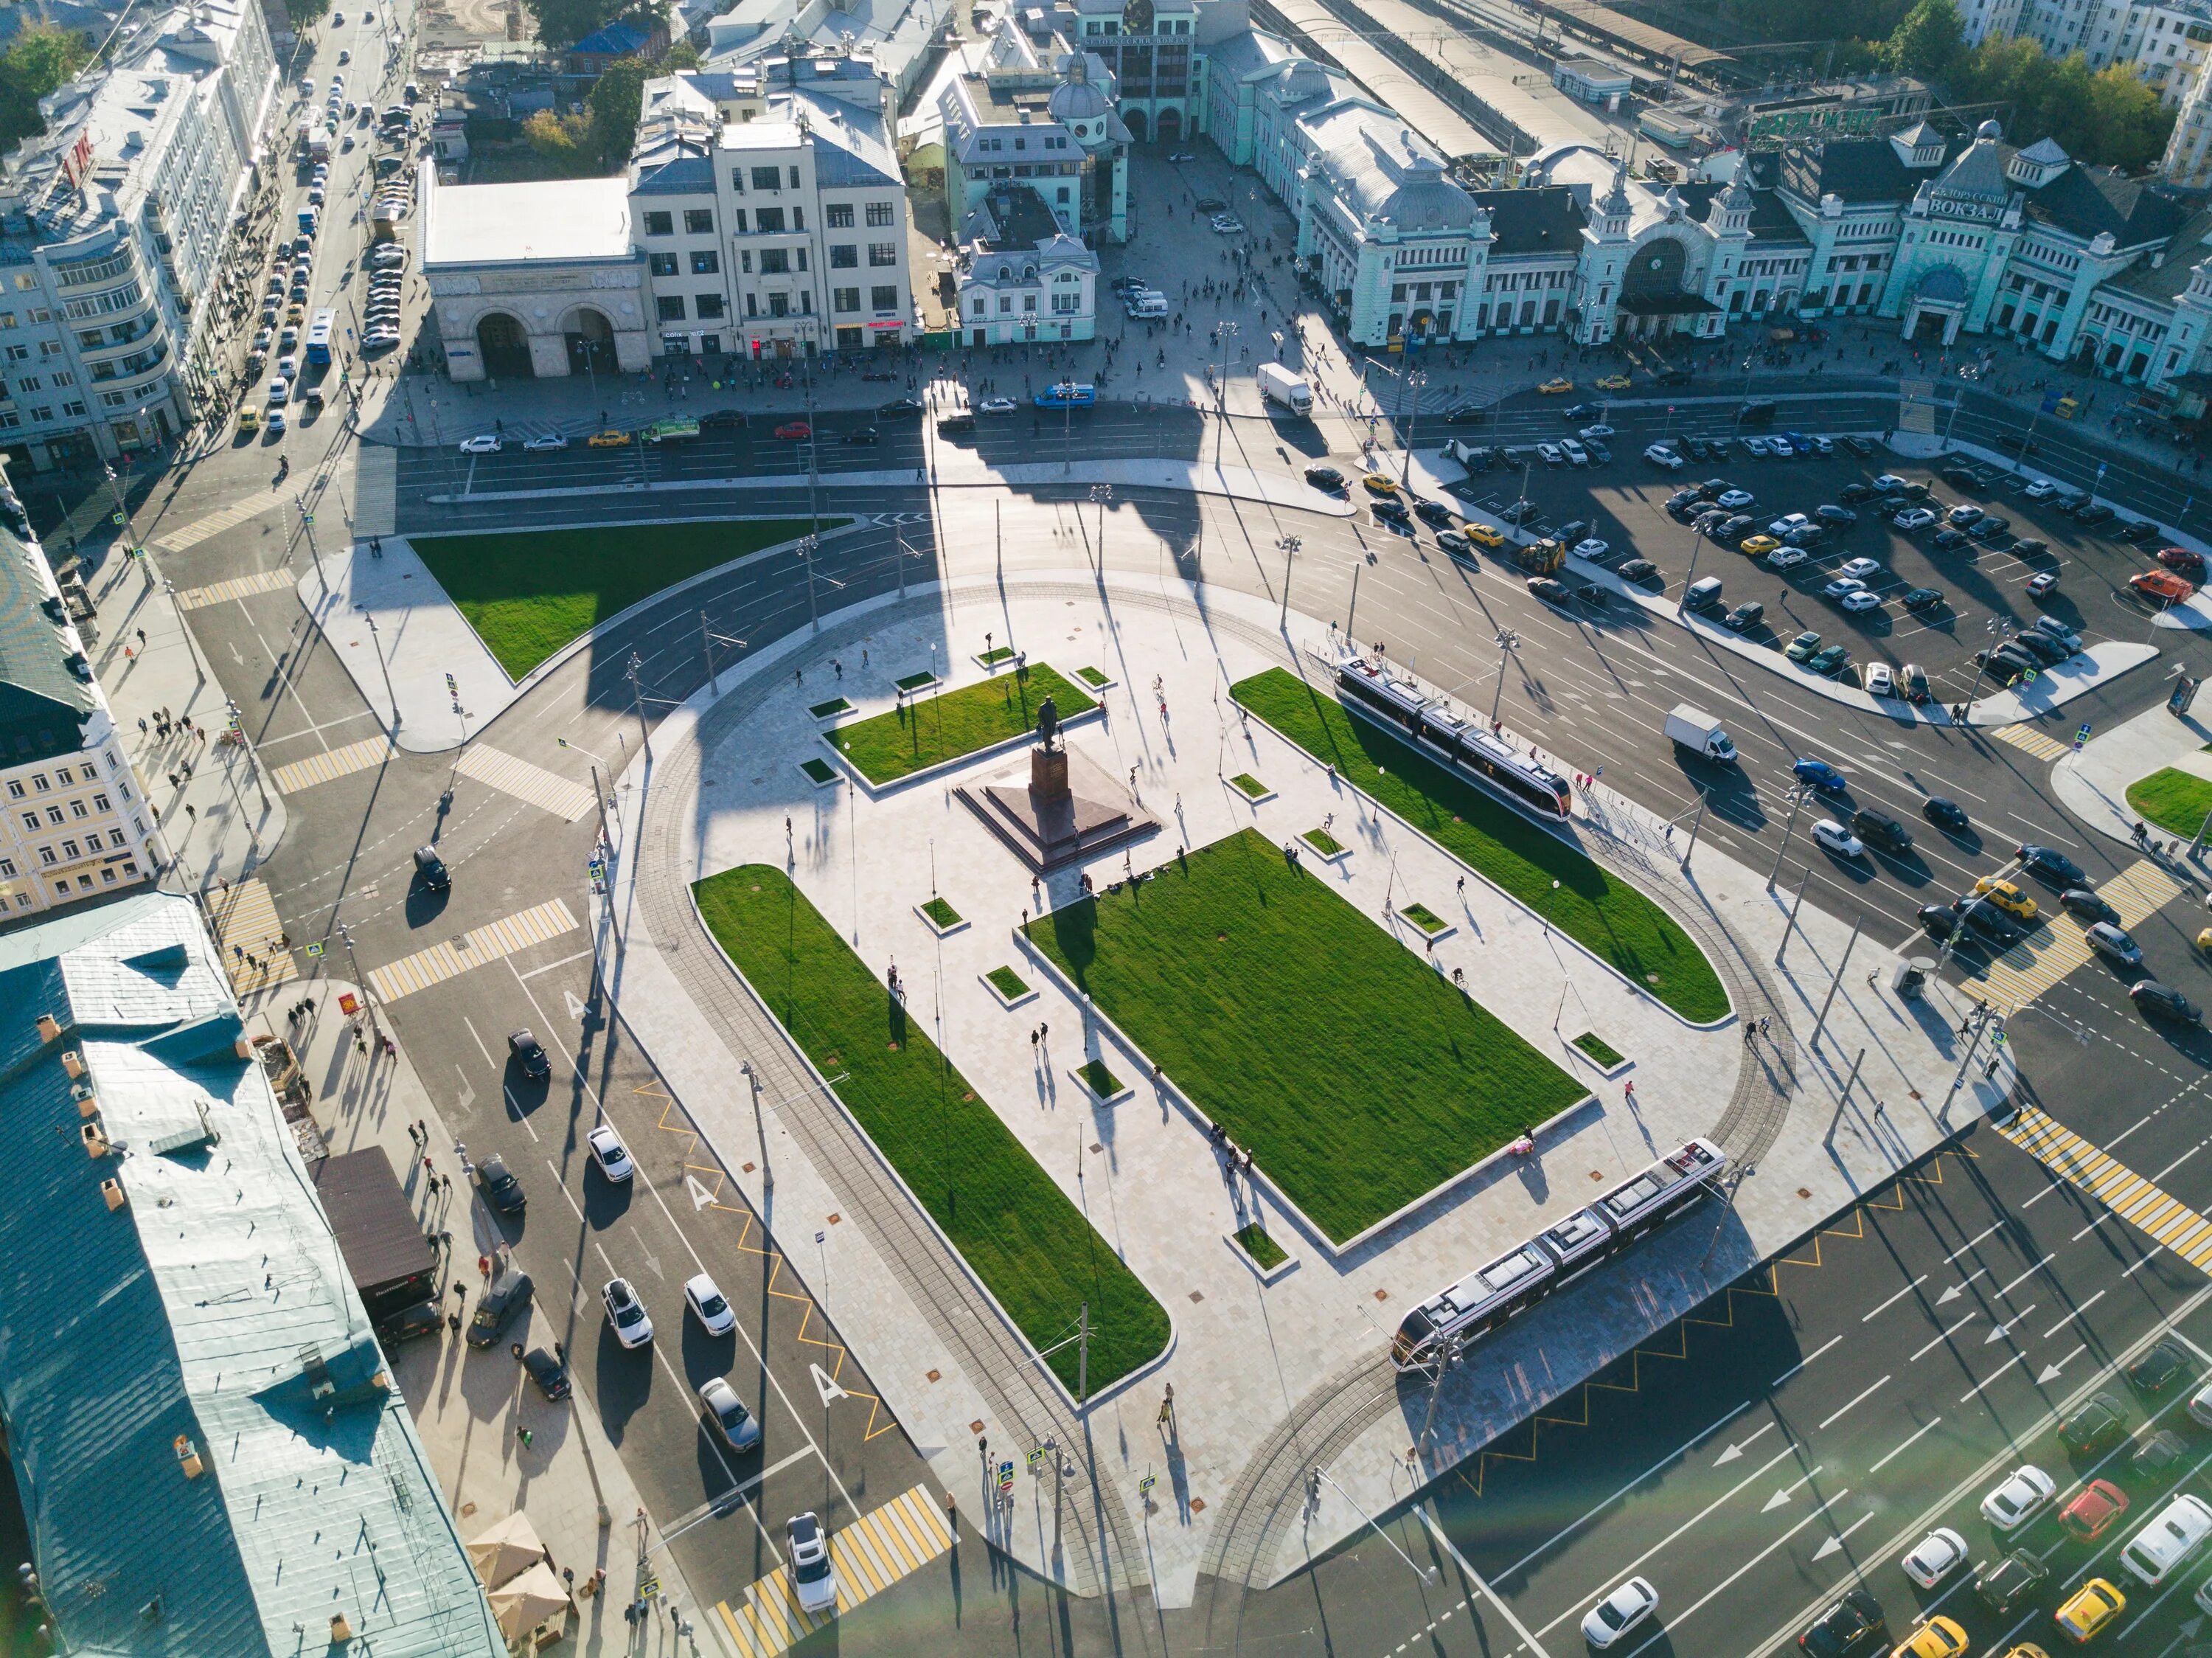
[522,1346,572,1400]
[1901,587,1945,613]
[2009,537,2049,558]
[1457,445,1496,473]
[1941,465,1980,490]
[2120,518,2164,544]
[1441,403,1488,425]
[1851,810,1911,853]
[473,1152,526,1215]
[1684,437,1714,462]
[375,1298,442,1347]
[1305,464,1346,490]
[1798,1586,1885,1657]
[1656,367,1694,387]
[1412,498,1456,527]
[700,407,747,428]
[1372,497,1411,524]
[1564,402,1603,421]
[2059,1390,2130,1455]
[1933,527,1971,551]
[2012,630,2069,666]
[1838,482,1875,503]
[844,426,880,445]
[1715,514,1756,544]
[2017,844,2087,886]
[877,396,924,416]
[1974,1550,2048,1615]
[465,1263,534,1347]
[1554,519,1592,547]
[1840,434,1874,457]
[2073,501,2116,525]
[508,1028,551,1081]
[1528,576,1573,606]
[1917,903,1960,940]
[2135,1428,2191,1480]
[935,412,975,435]
[1693,510,1732,538]
[413,844,450,891]
[1617,558,1660,586]
[1694,478,1729,499]
[1955,899,2022,948]
[1814,504,1858,525]
[2061,887,2121,926]
[1738,399,1777,426]
[2132,982,2202,1024]
[1967,513,2011,541]
[1722,600,1764,632]
[1978,643,2040,678]
[1667,488,1705,518]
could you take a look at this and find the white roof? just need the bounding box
[424,175,633,266]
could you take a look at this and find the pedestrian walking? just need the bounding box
[1759,1016,1770,1038]
[1623,1079,1635,1104]
[516,1426,533,1449]
[1744,1026,1756,1050]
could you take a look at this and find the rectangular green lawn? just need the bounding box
[830,665,1096,785]
[1233,668,1728,1023]
[1025,828,1587,1243]
[416,518,834,680]
[2126,767,2212,840]
[695,867,1168,1393]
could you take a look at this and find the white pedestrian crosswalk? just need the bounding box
[268,735,395,797]
[156,496,278,555]
[366,899,580,1002]
[454,745,596,822]
[715,1485,951,1657]
[1967,859,2186,1013]
[173,566,297,611]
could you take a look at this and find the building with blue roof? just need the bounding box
[0,892,506,1657]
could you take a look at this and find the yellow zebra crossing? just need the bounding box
[1967,859,2186,1013]
[156,496,278,555]
[714,1485,951,1657]
[206,878,297,996]
[453,745,596,821]
[366,898,580,1002]
[268,735,396,796]
[1989,724,2072,762]
[1999,1104,2212,1274]
[173,566,298,611]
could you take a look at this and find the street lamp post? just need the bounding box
[624,651,652,758]
[1398,369,1427,488]
[1090,484,1112,566]
[797,533,820,632]
[1488,628,1520,723]
[362,612,400,731]
[1276,533,1301,622]
[1214,322,1239,469]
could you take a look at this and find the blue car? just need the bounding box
[1793,757,1848,793]
[1781,430,1814,453]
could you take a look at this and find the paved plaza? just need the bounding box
[594,568,2013,1607]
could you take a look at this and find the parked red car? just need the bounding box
[773,420,812,440]
[2157,546,2207,578]
[2059,1478,2128,1543]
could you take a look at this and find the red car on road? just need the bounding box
[773,420,811,440]
[2058,1478,2128,1543]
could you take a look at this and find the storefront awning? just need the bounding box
[1615,293,1722,316]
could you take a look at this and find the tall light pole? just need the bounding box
[1090,484,1111,566]
[797,533,819,632]
[624,650,651,758]
[1276,533,1301,622]
[1489,628,1520,723]
[1675,521,1708,616]
[1214,321,1239,468]
[362,611,400,732]
[1398,368,1427,488]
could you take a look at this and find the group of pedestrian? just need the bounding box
[1207,1120,1255,1176]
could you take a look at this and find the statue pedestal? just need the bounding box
[958,742,1157,873]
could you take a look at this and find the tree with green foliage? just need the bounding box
[286,0,334,27]
[0,24,91,154]
[587,54,650,166]
[521,106,591,159]
[1885,0,1966,77]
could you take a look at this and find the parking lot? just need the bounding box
[1417,420,2185,710]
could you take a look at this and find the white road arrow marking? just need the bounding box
[453,1064,474,1111]
[565,988,587,1021]
[2035,1343,2088,1386]
[1983,1304,2038,1345]
[1811,1512,1876,1563]
[1714,1421,1775,1468]
[1938,1266,1992,1305]
[1762,1466,1823,1513]
[687,1173,717,1210]
[811,1362,850,1406]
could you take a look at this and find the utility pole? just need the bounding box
[1679,795,1705,872]
[797,533,819,632]
[1090,484,1112,566]
[1826,1045,1867,1144]
[1767,784,1811,891]
[1077,1301,1089,1406]
[1489,628,1520,722]
[1214,323,1239,470]
[1809,914,1863,1052]
[1777,864,1810,965]
[1277,533,1301,622]
[624,651,651,759]
[1398,369,1427,488]
[1416,1328,1464,1458]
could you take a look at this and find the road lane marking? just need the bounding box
[1621,1495,1846,1658]
[453,743,596,820]
[1964,1350,2029,1400]
[1862,1274,1930,1322]
[366,898,580,1000]
[1937,1266,1990,1304]
[1810,1510,1874,1561]
[1770,1333,1841,1386]
[1984,1305,2038,1344]
[1944,1219,2008,1263]
[715,1485,951,1657]
[1996,1254,2055,1298]
[519,946,596,979]
[1913,1313,1978,1361]
[2044,1291,2106,1339]
[1761,1465,1825,1512]
[1870,1416,1941,1474]
[268,733,395,794]
[1999,1105,2212,1275]
[1420,1511,1554,1658]
[1818,1376,1891,1431]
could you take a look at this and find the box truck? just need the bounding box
[1256,362,1312,415]
[1664,704,1737,763]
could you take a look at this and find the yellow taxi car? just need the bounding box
[2000,1646,2052,1658]
[285,302,305,325]
[1360,473,1399,496]
[2053,1578,2124,1643]
[1974,877,2039,921]
[1891,1616,1968,1657]
[1466,521,1505,547]
[1596,373,1632,391]
[1538,377,1574,395]
[1738,534,1780,558]
[2199,926,2212,955]
[585,429,632,448]
[235,406,260,435]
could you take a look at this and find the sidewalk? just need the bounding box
[241,976,727,1658]
[2056,698,2212,849]
[81,544,290,892]
[598,568,2014,1608]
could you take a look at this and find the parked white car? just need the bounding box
[1643,443,1684,469]
[684,1272,736,1336]
[1717,489,1755,510]
[2024,477,2058,499]
[787,1513,838,1614]
[1900,1527,1968,1588]
[1980,1465,2056,1532]
[1864,663,1895,698]
[1837,557,1883,581]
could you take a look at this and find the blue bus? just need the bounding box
[1033,381,1096,409]
[305,309,335,366]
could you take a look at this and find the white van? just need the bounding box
[2122,1493,2212,1586]
[1684,575,1724,611]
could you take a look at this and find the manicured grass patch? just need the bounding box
[798,757,838,785]
[1074,1058,1124,1099]
[695,867,1169,1393]
[977,646,1016,666]
[831,665,1096,785]
[1302,828,1344,856]
[810,697,853,718]
[1025,829,1585,1243]
[1230,772,1270,800]
[1399,901,1447,936]
[1572,1030,1626,1069]
[1231,1223,1287,1269]
[895,670,939,693]
[1077,666,1112,689]
[1233,668,1728,1023]
[920,895,962,929]
[415,518,830,680]
[986,965,1030,1001]
[2126,767,2212,840]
